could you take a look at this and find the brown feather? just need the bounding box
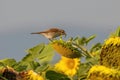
[45,28,60,32]
[31,28,60,34]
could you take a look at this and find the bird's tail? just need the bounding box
[31,32,43,34]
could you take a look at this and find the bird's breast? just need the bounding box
[41,32,61,39]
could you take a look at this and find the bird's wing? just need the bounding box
[47,28,59,32]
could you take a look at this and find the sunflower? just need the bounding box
[51,39,81,58]
[100,37,120,69]
[54,56,80,77]
[0,66,20,80]
[87,65,120,80]
[20,70,44,80]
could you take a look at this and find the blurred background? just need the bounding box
[0,0,120,61]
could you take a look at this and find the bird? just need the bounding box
[31,28,66,41]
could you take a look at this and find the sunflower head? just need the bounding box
[51,39,81,58]
[0,66,21,80]
[19,70,44,80]
[54,56,80,77]
[100,37,120,69]
[87,65,120,80]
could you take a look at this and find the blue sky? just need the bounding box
[0,0,120,60]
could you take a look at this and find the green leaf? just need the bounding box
[109,26,120,37]
[86,56,99,65]
[73,35,96,46]
[13,62,27,71]
[115,26,120,37]
[46,70,70,80]
[26,43,45,54]
[24,43,54,63]
[14,43,54,71]
[37,44,54,64]
[23,43,45,61]
[23,43,49,62]
[28,61,40,70]
[0,58,16,67]
[86,35,96,44]
[21,53,33,62]
[74,36,86,45]
[79,37,87,45]
[35,63,49,72]
[90,43,102,52]
[14,61,40,71]
[77,63,91,80]
[73,36,79,41]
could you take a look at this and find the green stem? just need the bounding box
[72,43,93,58]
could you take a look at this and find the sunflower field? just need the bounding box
[0,27,120,80]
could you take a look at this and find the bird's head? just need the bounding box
[60,29,67,37]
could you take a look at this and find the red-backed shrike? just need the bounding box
[31,28,66,41]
